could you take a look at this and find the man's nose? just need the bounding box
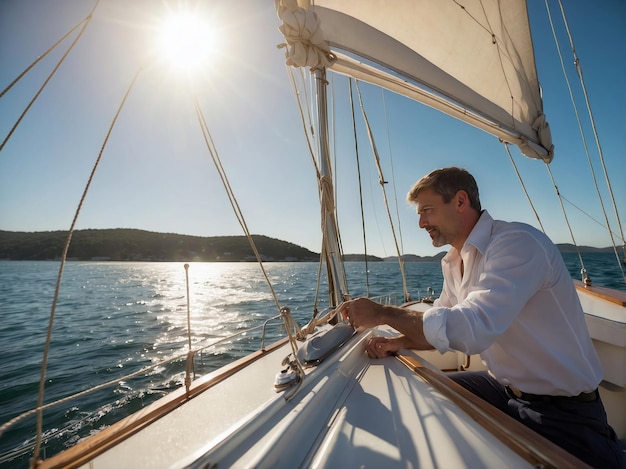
[418,214,427,229]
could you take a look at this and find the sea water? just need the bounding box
[0,254,623,467]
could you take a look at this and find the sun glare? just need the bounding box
[157,11,217,72]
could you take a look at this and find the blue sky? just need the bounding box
[1,0,624,258]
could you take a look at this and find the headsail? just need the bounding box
[277,0,554,162]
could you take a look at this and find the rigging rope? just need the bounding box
[545,0,626,284]
[313,68,351,309]
[285,66,353,333]
[354,81,410,302]
[329,72,350,305]
[31,64,144,468]
[285,66,329,320]
[503,143,546,233]
[192,95,306,395]
[544,164,591,285]
[381,88,406,258]
[286,66,320,179]
[0,2,99,154]
[555,1,626,250]
[193,96,284,316]
[0,9,95,99]
[348,79,370,296]
[560,194,626,241]
[278,2,355,311]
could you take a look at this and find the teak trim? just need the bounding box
[38,337,289,469]
[574,279,626,307]
[395,354,591,469]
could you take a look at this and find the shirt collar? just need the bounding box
[464,210,493,255]
[442,210,493,264]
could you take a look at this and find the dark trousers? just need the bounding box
[448,370,625,468]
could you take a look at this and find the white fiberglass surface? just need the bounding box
[310,354,531,468]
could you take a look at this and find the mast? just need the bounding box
[315,67,349,307]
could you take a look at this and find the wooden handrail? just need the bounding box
[38,337,289,469]
[574,280,626,307]
[395,354,591,469]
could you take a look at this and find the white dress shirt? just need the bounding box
[422,211,603,396]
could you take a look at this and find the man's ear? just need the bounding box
[456,190,469,209]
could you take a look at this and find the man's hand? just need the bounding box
[366,336,404,358]
[338,297,384,329]
[338,297,434,354]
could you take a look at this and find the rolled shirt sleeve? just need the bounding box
[423,306,450,353]
[420,211,603,395]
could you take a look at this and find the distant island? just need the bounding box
[0,229,319,262]
[0,229,616,262]
[343,253,447,262]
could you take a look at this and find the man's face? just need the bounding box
[415,187,461,248]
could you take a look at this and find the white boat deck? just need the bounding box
[306,355,530,468]
[59,325,578,469]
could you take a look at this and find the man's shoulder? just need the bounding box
[492,218,539,234]
[470,212,557,255]
[489,213,541,236]
[491,218,556,251]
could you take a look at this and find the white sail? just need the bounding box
[277,0,554,161]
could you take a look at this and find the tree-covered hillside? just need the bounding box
[0,229,320,262]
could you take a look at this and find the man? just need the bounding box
[339,167,624,468]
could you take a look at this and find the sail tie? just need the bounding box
[276,0,336,69]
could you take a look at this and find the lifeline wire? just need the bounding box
[1,318,279,442]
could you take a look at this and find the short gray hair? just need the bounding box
[407,167,481,212]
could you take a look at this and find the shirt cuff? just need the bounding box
[423,307,451,353]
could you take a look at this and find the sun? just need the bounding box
[156,10,217,72]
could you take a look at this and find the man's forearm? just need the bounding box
[380,305,434,350]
